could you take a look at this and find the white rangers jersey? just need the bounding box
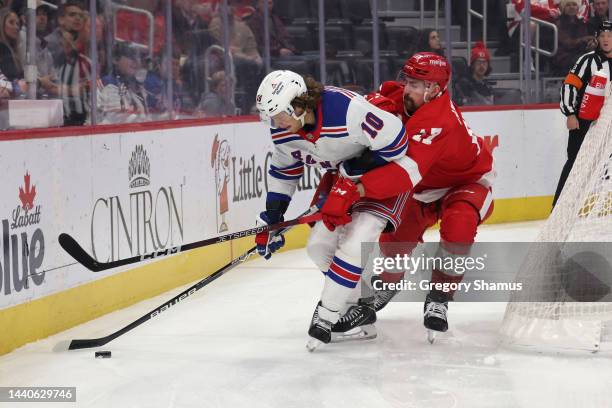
[267,86,408,200]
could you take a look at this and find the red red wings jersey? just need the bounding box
[360,88,495,203]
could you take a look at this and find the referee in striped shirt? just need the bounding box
[554,20,612,207]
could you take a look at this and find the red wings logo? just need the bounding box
[19,172,36,211]
[482,135,499,154]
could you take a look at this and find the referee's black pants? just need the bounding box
[552,118,592,208]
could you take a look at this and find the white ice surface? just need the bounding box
[2,221,612,408]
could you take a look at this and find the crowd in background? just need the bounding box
[0,0,608,128]
[499,0,608,75]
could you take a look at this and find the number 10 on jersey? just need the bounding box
[361,112,384,139]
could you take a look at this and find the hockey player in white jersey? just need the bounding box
[254,70,410,350]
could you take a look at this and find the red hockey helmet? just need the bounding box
[399,52,451,91]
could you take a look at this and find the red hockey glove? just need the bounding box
[320,177,361,231]
[308,170,338,227]
[365,92,398,115]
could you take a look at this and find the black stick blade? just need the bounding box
[68,337,111,350]
[58,233,101,272]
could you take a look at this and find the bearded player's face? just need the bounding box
[403,78,427,114]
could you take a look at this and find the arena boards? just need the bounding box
[0,106,566,355]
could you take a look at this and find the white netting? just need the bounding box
[500,83,612,352]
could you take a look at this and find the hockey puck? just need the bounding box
[95,351,111,359]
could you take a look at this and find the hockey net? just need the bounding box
[500,83,612,353]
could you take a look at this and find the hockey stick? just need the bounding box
[59,211,321,272]
[66,206,318,350]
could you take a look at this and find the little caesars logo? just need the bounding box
[90,145,184,263]
[231,152,322,201]
[212,135,323,232]
[211,134,231,233]
[1,172,45,295]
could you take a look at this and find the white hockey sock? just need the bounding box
[321,275,353,313]
[321,250,363,312]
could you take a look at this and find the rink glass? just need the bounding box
[0,1,564,131]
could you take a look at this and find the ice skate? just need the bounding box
[331,297,377,343]
[306,302,340,352]
[371,276,399,312]
[423,290,449,344]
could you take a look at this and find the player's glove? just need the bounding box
[309,170,338,209]
[365,92,398,114]
[320,177,361,231]
[255,211,286,259]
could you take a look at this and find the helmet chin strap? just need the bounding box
[423,82,441,104]
[292,110,307,127]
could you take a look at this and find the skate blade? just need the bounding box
[427,330,436,344]
[306,338,324,352]
[331,324,377,343]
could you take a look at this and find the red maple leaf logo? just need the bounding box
[19,172,36,211]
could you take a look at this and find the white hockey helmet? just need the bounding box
[256,70,307,127]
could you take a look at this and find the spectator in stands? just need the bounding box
[158,53,195,114]
[56,17,91,126]
[197,70,236,117]
[193,0,220,25]
[209,5,262,113]
[0,68,11,98]
[552,0,597,75]
[131,54,166,118]
[502,0,561,59]
[233,1,256,21]
[98,43,151,124]
[209,6,262,66]
[173,0,215,56]
[454,42,495,106]
[247,0,296,57]
[80,13,106,76]
[553,20,612,207]
[488,0,511,56]
[45,1,85,67]
[15,3,58,97]
[588,0,609,35]
[0,7,26,95]
[39,0,62,34]
[415,28,443,56]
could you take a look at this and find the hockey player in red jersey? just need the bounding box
[323,52,496,341]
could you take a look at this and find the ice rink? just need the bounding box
[2,221,612,408]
